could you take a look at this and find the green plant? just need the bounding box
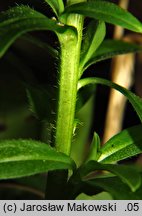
[0,0,142,199]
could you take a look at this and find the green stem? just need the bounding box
[55,14,84,155]
[45,1,86,200]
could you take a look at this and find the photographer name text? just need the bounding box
[4,202,117,212]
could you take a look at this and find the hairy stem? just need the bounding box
[45,1,86,200]
[55,15,84,155]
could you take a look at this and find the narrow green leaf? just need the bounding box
[98,124,142,163]
[76,84,96,112]
[44,0,64,16]
[85,132,101,162]
[86,176,142,199]
[0,139,75,179]
[26,84,56,121]
[65,1,142,32]
[21,34,58,58]
[78,78,142,162]
[71,95,95,167]
[78,77,142,122]
[76,192,112,200]
[80,20,106,73]
[83,39,142,71]
[0,5,69,58]
[79,161,141,192]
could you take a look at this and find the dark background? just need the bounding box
[0,0,142,199]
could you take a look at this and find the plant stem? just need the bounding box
[55,14,84,155]
[45,1,86,200]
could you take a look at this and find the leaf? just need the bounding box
[44,0,64,16]
[71,95,95,167]
[26,84,57,145]
[98,124,142,163]
[76,192,112,200]
[85,176,142,199]
[0,5,70,58]
[76,84,96,112]
[26,84,56,121]
[80,20,106,73]
[68,161,142,198]
[85,132,101,162]
[83,39,142,71]
[79,161,141,192]
[65,1,142,33]
[21,34,58,58]
[73,84,96,166]
[0,139,75,179]
[78,77,142,122]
